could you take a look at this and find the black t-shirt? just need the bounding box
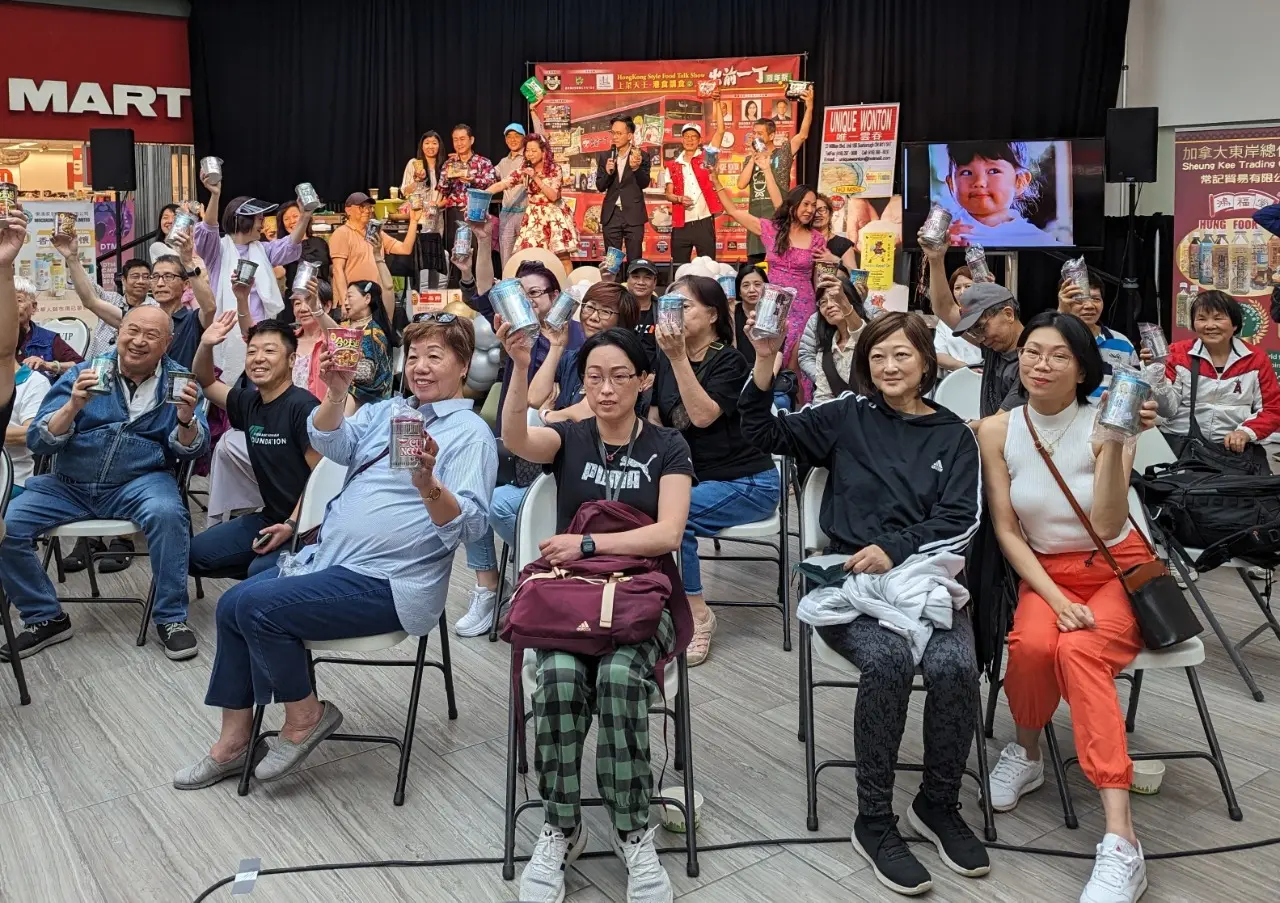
[547,418,694,532]
[826,234,854,261]
[225,384,319,524]
[0,389,13,440]
[633,303,657,367]
[652,342,774,482]
[980,346,1023,418]
[733,306,756,370]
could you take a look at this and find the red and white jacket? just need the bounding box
[1157,337,1280,442]
[664,148,724,228]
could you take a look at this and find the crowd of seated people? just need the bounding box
[4,183,1273,903]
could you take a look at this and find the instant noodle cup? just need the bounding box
[327,327,364,373]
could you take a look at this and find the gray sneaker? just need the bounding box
[174,743,268,790]
[254,701,343,782]
[610,826,673,903]
[519,822,587,903]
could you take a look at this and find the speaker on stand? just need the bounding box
[88,128,136,293]
[1105,107,1159,336]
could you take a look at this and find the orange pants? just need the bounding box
[1005,531,1151,789]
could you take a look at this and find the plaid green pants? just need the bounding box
[532,610,675,833]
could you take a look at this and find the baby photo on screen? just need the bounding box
[928,140,1073,247]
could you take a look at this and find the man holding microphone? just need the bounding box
[596,116,652,267]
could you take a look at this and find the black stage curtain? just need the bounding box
[188,0,1129,205]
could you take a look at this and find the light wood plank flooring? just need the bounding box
[2,501,1279,902]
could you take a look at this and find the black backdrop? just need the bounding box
[189,0,1130,206]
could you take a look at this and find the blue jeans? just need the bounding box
[189,512,283,580]
[680,468,781,595]
[465,482,529,571]
[0,472,191,625]
[206,565,403,708]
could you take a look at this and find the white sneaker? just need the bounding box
[1173,567,1197,589]
[610,826,674,903]
[1247,566,1272,582]
[519,822,587,903]
[987,743,1045,812]
[453,585,497,637]
[1080,834,1147,903]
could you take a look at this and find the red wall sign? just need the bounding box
[0,1,192,144]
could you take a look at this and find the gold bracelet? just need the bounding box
[423,480,443,502]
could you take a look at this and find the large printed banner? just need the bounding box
[17,201,97,323]
[1173,127,1280,378]
[817,103,899,206]
[532,55,803,263]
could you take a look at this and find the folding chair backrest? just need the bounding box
[1127,486,1155,543]
[801,467,830,555]
[49,317,91,358]
[1133,428,1177,475]
[297,457,349,536]
[934,367,981,422]
[515,473,559,572]
[0,449,13,518]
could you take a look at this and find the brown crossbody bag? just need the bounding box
[1022,405,1201,650]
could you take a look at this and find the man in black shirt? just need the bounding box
[626,258,658,363]
[190,313,319,578]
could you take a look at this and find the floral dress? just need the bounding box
[759,218,825,401]
[514,162,579,256]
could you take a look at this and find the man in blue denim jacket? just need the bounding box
[0,306,209,663]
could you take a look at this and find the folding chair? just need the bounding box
[795,467,997,840]
[391,345,407,395]
[698,455,794,650]
[490,473,553,642]
[47,317,91,358]
[501,473,700,881]
[235,457,458,805]
[933,367,982,422]
[0,450,32,705]
[1136,429,1280,702]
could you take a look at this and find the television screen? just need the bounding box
[902,138,1105,250]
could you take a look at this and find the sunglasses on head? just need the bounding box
[412,313,458,324]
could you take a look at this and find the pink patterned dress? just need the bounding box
[514,162,579,256]
[759,218,825,401]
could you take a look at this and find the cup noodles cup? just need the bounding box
[489,278,540,338]
[1138,323,1169,362]
[409,191,424,211]
[751,137,767,154]
[465,189,490,223]
[543,290,578,331]
[452,222,473,258]
[657,293,685,332]
[295,182,322,213]
[55,211,78,238]
[848,269,869,292]
[167,370,197,404]
[814,262,839,282]
[964,244,992,283]
[1062,255,1092,296]
[88,355,116,394]
[327,327,364,372]
[292,260,319,298]
[199,156,223,185]
[0,182,17,217]
[750,284,795,340]
[603,246,625,275]
[1097,371,1153,437]
[231,258,258,286]
[918,204,952,249]
[166,211,198,248]
[717,275,737,300]
[697,80,718,98]
[423,205,441,232]
[389,414,425,471]
[365,218,384,245]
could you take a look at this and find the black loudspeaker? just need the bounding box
[88,128,136,191]
[1105,107,1158,183]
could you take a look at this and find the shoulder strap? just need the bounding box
[692,343,723,389]
[1020,406,1156,576]
[1187,357,1208,443]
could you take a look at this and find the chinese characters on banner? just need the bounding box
[532,55,802,262]
[17,201,97,324]
[1173,128,1280,378]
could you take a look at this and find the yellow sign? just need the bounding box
[861,231,896,291]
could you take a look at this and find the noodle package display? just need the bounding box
[327,327,364,373]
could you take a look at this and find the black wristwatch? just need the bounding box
[580,535,596,558]
[177,417,194,429]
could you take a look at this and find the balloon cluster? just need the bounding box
[467,311,503,395]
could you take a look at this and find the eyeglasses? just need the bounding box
[125,273,151,283]
[525,286,553,300]
[1018,347,1076,370]
[150,273,184,283]
[584,372,638,388]
[581,303,618,320]
[412,313,458,324]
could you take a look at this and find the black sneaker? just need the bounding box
[157,621,198,661]
[852,815,932,896]
[0,614,73,661]
[907,794,991,878]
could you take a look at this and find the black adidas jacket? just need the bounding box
[740,380,982,566]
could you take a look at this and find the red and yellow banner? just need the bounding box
[532,55,803,263]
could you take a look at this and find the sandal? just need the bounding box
[686,609,717,667]
[96,538,136,574]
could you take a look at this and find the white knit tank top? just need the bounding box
[1005,403,1132,554]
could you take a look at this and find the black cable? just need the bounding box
[191,830,1280,901]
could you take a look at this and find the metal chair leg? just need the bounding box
[393,637,430,806]
[237,704,266,796]
[676,654,699,877]
[490,544,510,643]
[1186,666,1243,821]
[984,642,1005,740]
[1043,722,1078,829]
[86,549,103,598]
[502,666,520,881]
[779,490,791,653]
[1168,547,1264,701]
[971,702,997,841]
[135,578,157,647]
[1124,670,1144,733]
[194,574,205,601]
[801,624,820,831]
[0,590,32,706]
[437,614,458,720]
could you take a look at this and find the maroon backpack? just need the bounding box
[500,500,674,656]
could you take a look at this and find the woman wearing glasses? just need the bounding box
[979,311,1159,903]
[499,324,693,903]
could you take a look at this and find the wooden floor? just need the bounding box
[2,501,1280,902]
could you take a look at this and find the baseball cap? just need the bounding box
[680,123,703,137]
[951,282,1017,336]
[504,122,527,136]
[343,192,375,208]
[232,197,278,217]
[627,259,657,276]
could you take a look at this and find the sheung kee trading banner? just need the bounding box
[532,55,802,263]
[1173,127,1280,378]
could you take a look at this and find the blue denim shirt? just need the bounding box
[29,353,210,486]
[280,396,497,635]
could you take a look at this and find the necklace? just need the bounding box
[1030,405,1080,456]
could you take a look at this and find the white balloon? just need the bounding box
[471,314,499,351]
[487,346,503,365]
[468,352,499,385]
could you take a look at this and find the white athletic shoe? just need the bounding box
[987,742,1045,812]
[518,822,587,903]
[1080,834,1147,903]
[1247,566,1272,582]
[610,826,674,903]
[453,585,498,637]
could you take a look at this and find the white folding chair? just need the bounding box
[0,450,31,705]
[698,455,794,650]
[47,317,91,359]
[794,467,997,840]
[1051,489,1242,827]
[933,366,982,422]
[236,456,458,806]
[391,345,407,394]
[501,473,700,881]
